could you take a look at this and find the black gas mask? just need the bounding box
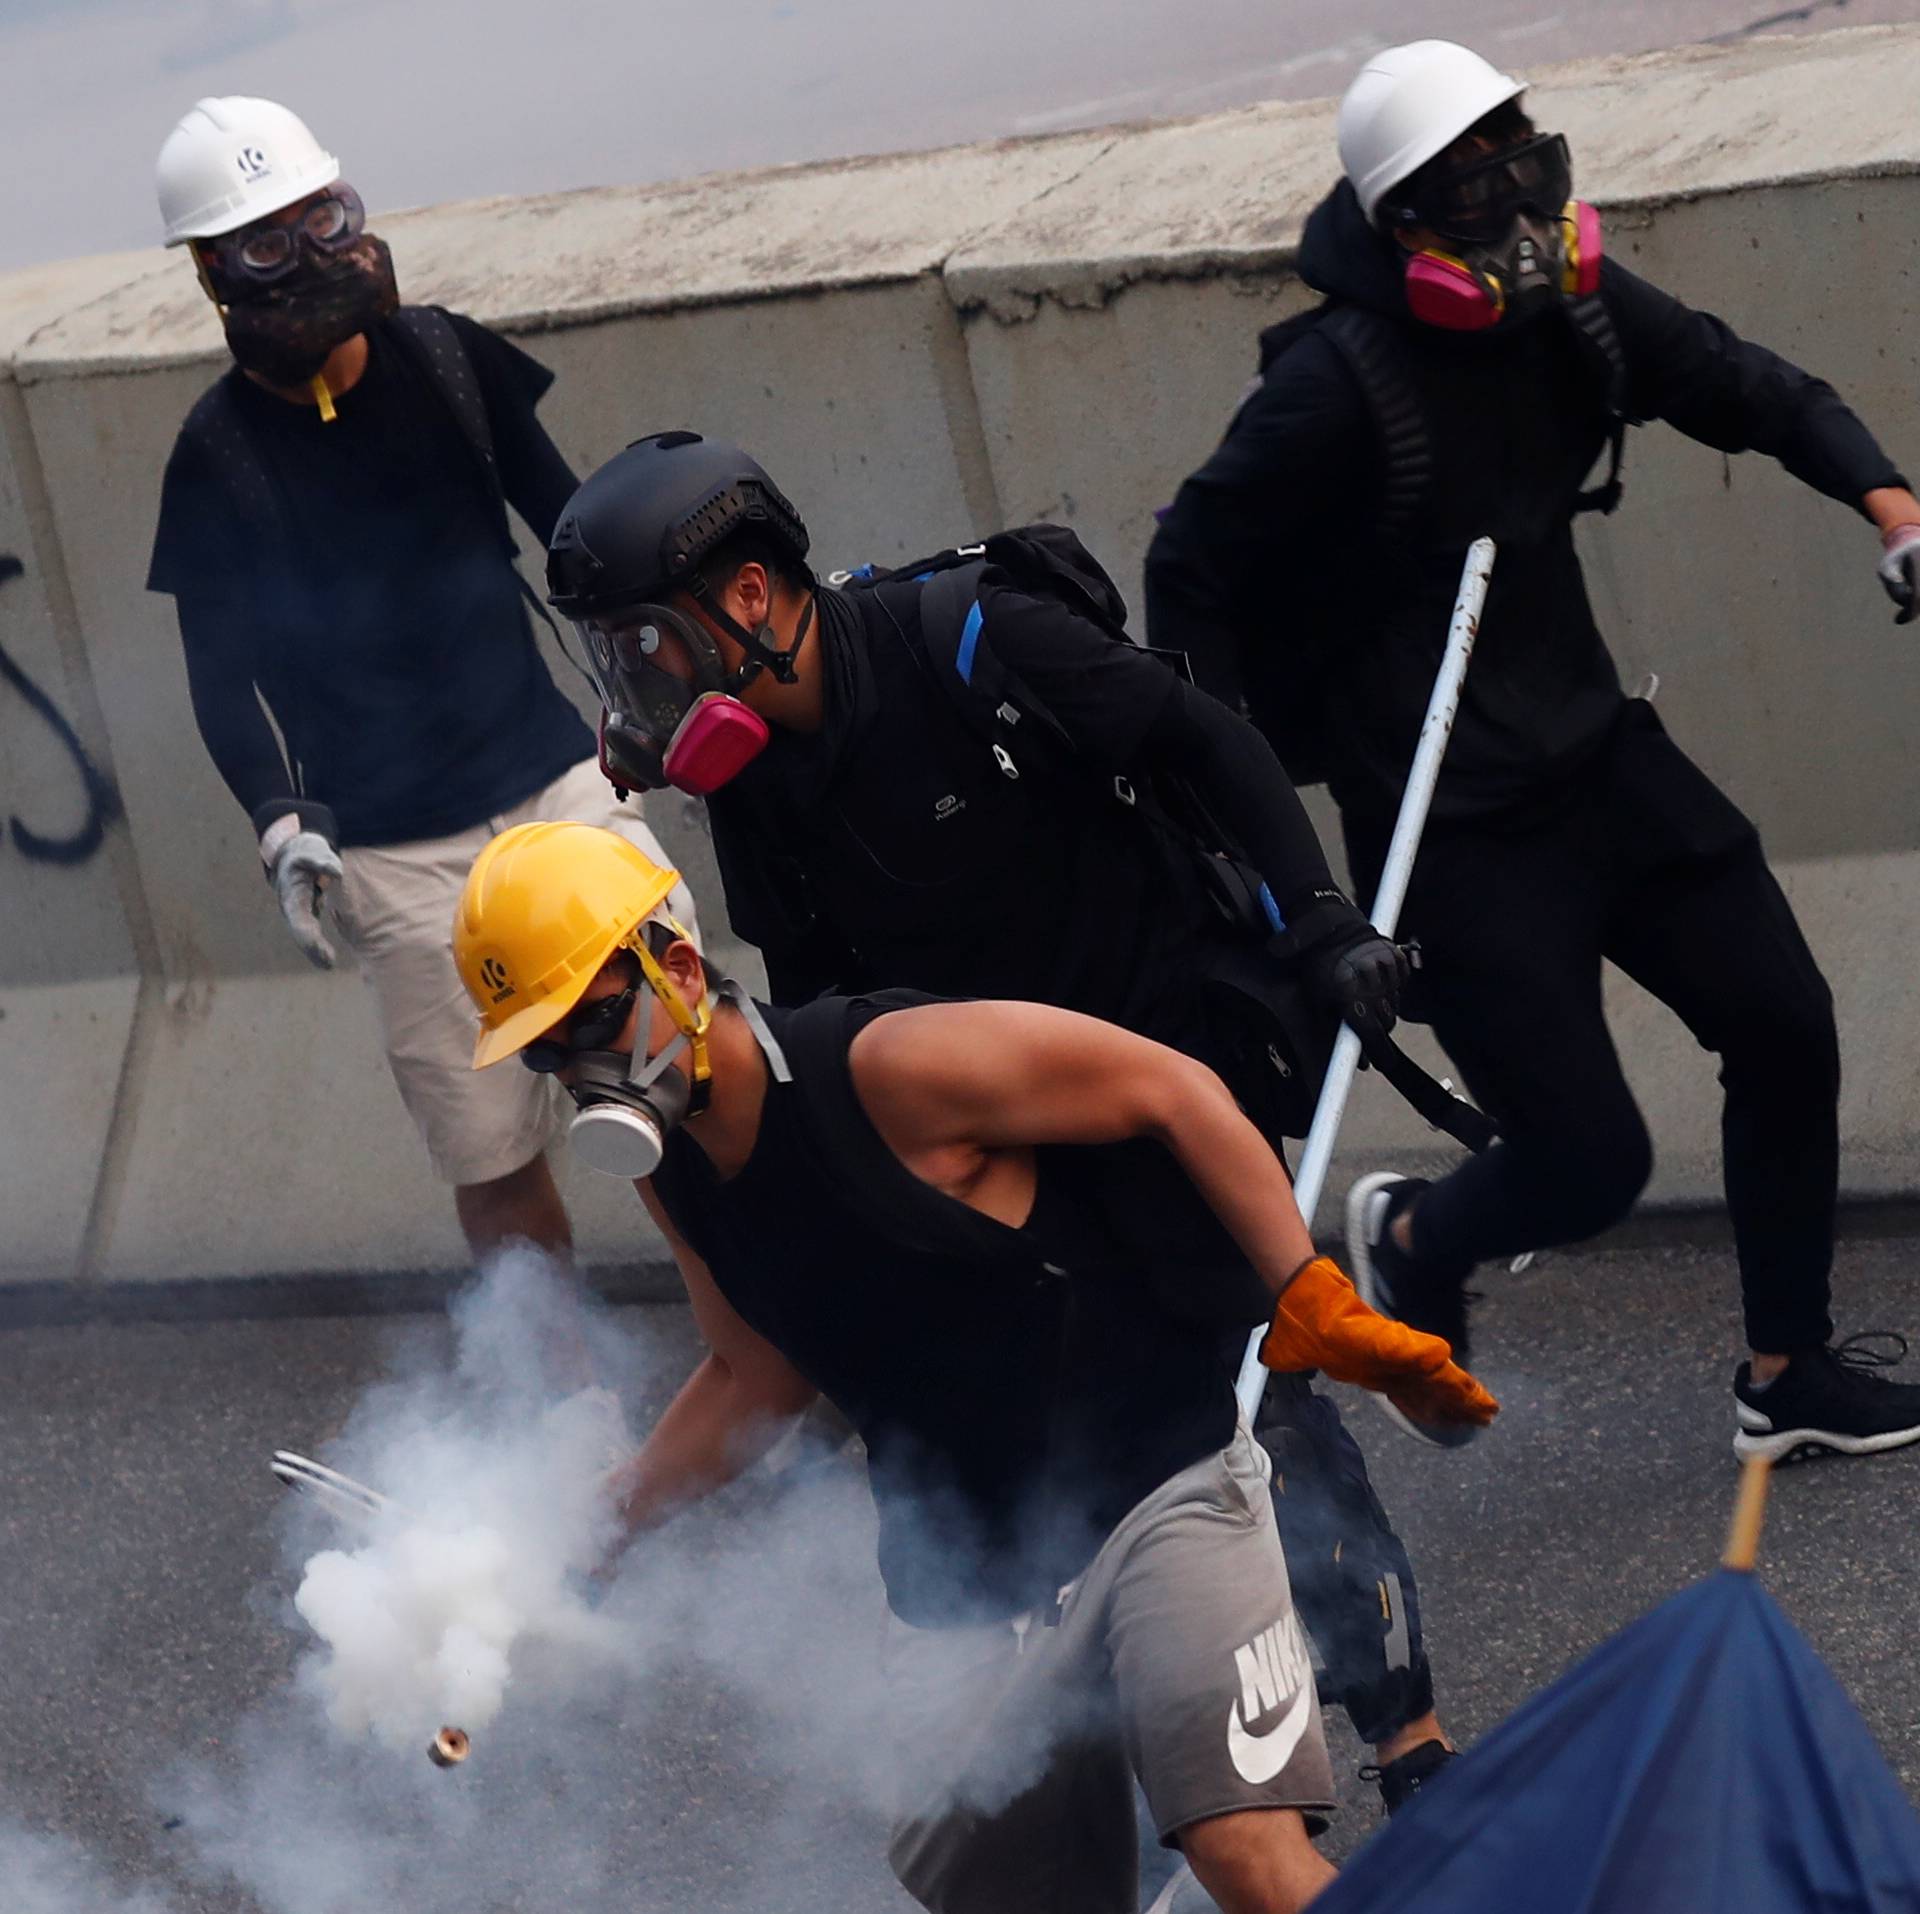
[1387,133,1603,332]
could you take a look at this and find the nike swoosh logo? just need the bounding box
[1226,1667,1314,1785]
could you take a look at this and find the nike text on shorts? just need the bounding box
[883,1426,1335,1914]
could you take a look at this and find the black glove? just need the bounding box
[1279,889,1411,1032]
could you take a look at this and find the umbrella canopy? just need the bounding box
[1317,1568,1920,1913]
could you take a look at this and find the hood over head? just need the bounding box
[1297,179,1415,318]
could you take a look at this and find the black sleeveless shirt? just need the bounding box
[648,992,1236,1626]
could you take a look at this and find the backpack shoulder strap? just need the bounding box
[840,548,1061,776]
[383,306,596,680]
[385,306,515,551]
[910,558,1081,772]
[1314,305,1434,538]
[1564,292,1631,518]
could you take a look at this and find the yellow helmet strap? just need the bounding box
[559,923,792,1182]
[628,914,712,1105]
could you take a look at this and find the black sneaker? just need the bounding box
[1733,1335,1920,1462]
[1347,1172,1479,1449]
[1359,1739,1456,1816]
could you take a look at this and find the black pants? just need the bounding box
[1253,1370,1432,1746]
[1350,704,1838,1354]
[1169,1013,1434,1748]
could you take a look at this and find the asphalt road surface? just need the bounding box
[2,1228,1918,1912]
[4,0,1917,272]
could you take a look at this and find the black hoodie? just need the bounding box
[1145,180,1903,831]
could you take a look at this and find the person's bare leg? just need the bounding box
[454,1152,572,1260]
[1180,1807,1335,1914]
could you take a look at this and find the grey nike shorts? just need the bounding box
[883,1425,1335,1914]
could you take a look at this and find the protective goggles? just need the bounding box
[1390,134,1572,244]
[520,976,643,1074]
[521,916,712,1072]
[201,185,368,285]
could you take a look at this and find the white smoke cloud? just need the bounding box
[284,1273,631,1754]
[14,1246,1120,1913]
[0,1820,178,1914]
[152,1245,916,1914]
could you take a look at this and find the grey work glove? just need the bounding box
[1877,524,1920,625]
[254,800,343,971]
[1280,890,1412,1033]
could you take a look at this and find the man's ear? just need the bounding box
[662,936,705,999]
[728,561,772,629]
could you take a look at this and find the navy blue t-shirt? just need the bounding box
[148,309,591,846]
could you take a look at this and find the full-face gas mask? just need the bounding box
[520,920,788,1178]
[569,598,812,799]
[1385,133,1601,332]
[545,433,817,798]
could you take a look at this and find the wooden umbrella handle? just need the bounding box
[1722,1455,1773,1572]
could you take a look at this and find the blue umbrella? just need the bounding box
[1316,1463,1920,1913]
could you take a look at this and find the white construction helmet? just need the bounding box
[156,96,340,246]
[1338,42,1525,228]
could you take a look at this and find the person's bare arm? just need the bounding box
[854,1000,1497,1430]
[851,1000,1315,1296]
[607,1183,819,1542]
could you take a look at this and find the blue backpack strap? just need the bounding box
[917,562,990,686]
[909,560,1077,777]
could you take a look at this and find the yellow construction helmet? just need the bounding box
[454,821,689,1069]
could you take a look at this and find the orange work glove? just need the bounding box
[1259,1255,1498,1432]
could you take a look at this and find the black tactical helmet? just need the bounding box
[547,430,811,618]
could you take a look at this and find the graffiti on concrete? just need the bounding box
[0,554,123,865]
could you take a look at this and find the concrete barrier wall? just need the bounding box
[3,25,1918,1288]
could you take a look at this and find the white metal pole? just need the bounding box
[1235,536,1496,1420]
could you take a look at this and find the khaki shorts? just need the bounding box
[884,1426,1334,1914]
[331,757,700,1187]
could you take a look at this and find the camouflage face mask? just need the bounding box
[218,234,399,388]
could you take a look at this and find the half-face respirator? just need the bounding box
[1388,133,1601,332]
[518,927,711,1178]
[561,1038,699,1180]
[520,925,790,1179]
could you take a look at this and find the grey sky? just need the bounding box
[0,0,1901,274]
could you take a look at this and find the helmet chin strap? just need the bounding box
[624,925,793,1117]
[691,583,817,690]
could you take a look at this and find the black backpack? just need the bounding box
[1215,295,1633,785]
[839,527,1497,1150]
[1250,293,1633,537]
